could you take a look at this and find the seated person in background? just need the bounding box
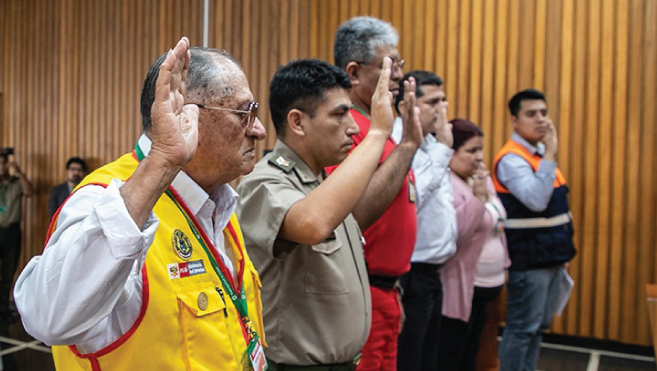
[437,119,509,371]
[48,157,87,218]
[237,58,418,370]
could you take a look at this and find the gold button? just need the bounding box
[198,292,209,311]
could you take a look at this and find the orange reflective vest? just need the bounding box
[50,152,265,371]
[492,139,576,270]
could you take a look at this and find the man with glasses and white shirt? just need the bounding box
[15,39,268,371]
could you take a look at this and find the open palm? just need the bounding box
[149,37,199,168]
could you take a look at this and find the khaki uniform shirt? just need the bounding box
[0,177,23,226]
[236,140,371,366]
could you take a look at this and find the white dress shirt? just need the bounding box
[392,117,457,264]
[14,135,238,353]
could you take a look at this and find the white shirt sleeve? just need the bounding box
[413,135,453,211]
[14,179,159,352]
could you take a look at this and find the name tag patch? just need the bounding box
[168,259,207,279]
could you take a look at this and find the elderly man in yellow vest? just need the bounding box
[14,37,268,371]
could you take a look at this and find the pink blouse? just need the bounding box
[441,173,510,322]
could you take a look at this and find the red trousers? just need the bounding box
[357,286,401,371]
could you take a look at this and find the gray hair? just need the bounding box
[140,47,241,132]
[333,16,399,70]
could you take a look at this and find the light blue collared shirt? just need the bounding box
[496,132,558,212]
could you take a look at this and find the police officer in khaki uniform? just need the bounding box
[236,59,419,370]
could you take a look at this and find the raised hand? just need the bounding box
[400,77,423,149]
[369,57,394,138]
[148,37,199,169]
[434,101,453,147]
[472,162,490,202]
[542,118,558,158]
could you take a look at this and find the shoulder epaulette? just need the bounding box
[268,154,296,173]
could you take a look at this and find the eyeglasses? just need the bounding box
[194,101,259,131]
[355,58,405,70]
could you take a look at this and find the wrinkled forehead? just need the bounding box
[373,44,399,60]
[189,63,252,106]
[213,73,253,110]
[228,71,254,105]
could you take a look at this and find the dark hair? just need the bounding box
[140,47,240,132]
[269,59,351,136]
[451,118,483,151]
[66,157,87,172]
[394,70,443,114]
[0,154,7,163]
[334,16,398,70]
[508,89,546,116]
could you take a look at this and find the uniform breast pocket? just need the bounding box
[176,284,236,370]
[304,238,350,295]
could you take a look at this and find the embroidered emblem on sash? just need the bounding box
[172,229,193,261]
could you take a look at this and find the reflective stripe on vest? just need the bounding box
[504,211,572,229]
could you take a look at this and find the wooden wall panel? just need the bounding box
[0,0,204,314]
[1,0,657,346]
[621,0,642,343]
[638,0,657,344]
[609,1,629,342]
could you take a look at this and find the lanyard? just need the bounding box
[164,189,249,316]
[133,144,255,335]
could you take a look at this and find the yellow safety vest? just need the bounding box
[50,152,265,371]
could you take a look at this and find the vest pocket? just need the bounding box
[177,284,237,371]
[177,284,226,316]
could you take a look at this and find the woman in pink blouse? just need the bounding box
[438,119,510,371]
